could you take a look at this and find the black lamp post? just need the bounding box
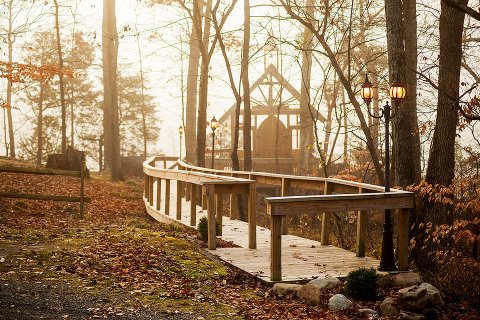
[209,116,219,169]
[178,125,184,159]
[360,72,406,271]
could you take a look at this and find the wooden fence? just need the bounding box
[0,159,89,218]
[144,156,415,281]
[143,156,256,250]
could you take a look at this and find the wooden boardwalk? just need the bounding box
[145,180,381,284]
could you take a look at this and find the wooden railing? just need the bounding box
[145,156,415,281]
[143,156,256,250]
[266,192,414,281]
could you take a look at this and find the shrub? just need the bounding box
[197,217,221,241]
[344,267,378,300]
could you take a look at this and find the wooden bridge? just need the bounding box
[143,156,414,283]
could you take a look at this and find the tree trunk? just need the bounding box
[185,0,203,165]
[36,84,45,166]
[196,0,212,168]
[212,5,241,171]
[102,0,123,180]
[426,0,467,186]
[54,0,67,154]
[6,0,15,157]
[298,0,315,174]
[242,0,252,171]
[403,0,421,183]
[385,0,416,188]
[135,17,148,159]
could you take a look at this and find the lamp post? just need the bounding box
[209,116,219,169]
[360,72,406,271]
[178,125,184,159]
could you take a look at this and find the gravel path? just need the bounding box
[0,280,200,320]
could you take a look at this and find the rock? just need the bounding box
[398,283,445,313]
[358,308,377,316]
[328,294,352,311]
[297,277,341,306]
[272,283,302,297]
[400,311,426,320]
[297,284,321,305]
[377,273,392,288]
[308,277,341,290]
[418,283,442,296]
[393,272,423,288]
[380,297,398,316]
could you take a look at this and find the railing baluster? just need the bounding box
[269,203,282,281]
[190,184,197,226]
[281,177,290,235]
[248,180,257,249]
[206,185,217,250]
[321,181,332,245]
[356,187,367,257]
[164,179,170,215]
[156,177,162,211]
[176,180,182,220]
[148,176,154,206]
[398,208,410,270]
[216,194,223,236]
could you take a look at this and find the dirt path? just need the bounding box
[0,279,200,320]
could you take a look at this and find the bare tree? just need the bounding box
[280,0,385,183]
[2,0,46,157]
[242,0,252,171]
[426,0,468,187]
[185,0,203,165]
[298,0,315,174]
[53,0,67,154]
[102,0,123,180]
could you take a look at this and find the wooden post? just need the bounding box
[190,184,197,226]
[164,179,170,215]
[356,187,367,257]
[156,177,162,211]
[321,181,332,245]
[143,174,147,199]
[229,194,238,220]
[202,186,207,210]
[248,182,257,249]
[79,155,85,219]
[206,185,217,250]
[148,176,154,206]
[281,178,290,235]
[176,180,182,220]
[216,195,223,236]
[397,208,410,271]
[270,205,282,281]
[186,181,191,202]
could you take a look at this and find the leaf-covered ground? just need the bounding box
[1,166,477,319]
[0,169,363,319]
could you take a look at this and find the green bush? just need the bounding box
[345,267,378,300]
[197,217,221,241]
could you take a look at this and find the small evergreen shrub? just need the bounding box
[197,217,221,241]
[344,267,378,300]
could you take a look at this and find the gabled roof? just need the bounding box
[218,64,326,123]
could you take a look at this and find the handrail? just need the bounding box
[143,156,257,250]
[177,159,402,193]
[265,191,414,281]
[146,155,414,282]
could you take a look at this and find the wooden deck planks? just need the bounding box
[146,182,380,284]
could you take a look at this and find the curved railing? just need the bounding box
[144,156,414,281]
